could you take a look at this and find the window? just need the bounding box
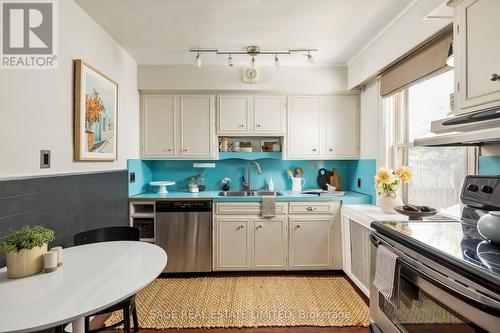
[383,70,476,217]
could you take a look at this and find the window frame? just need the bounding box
[383,77,478,204]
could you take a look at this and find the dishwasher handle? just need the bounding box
[156,200,212,212]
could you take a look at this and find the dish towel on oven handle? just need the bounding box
[261,195,276,218]
[373,244,401,307]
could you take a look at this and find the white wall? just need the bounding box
[359,79,380,161]
[0,0,140,178]
[138,65,348,93]
[348,0,450,89]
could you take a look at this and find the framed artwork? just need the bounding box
[74,59,118,161]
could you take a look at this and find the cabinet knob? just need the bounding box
[306,206,316,211]
[491,73,500,81]
[256,124,261,128]
[296,225,301,229]
[163,148,172,152]
[312,148,317,152]
[329,148,333,152]
[239,124,245,128]
[183,148,189,152]
[257,225,263,229]
[239,224,245,229]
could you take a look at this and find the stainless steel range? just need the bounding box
[369,175,500,333]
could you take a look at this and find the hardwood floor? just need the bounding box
[89,272,370,333]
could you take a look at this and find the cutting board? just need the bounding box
[329,168,341,191]
[317,169,332,190]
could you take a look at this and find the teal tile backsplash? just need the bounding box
[128,158,377,203]
[479,156,500,175]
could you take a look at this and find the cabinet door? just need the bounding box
[253,96,285,133]
[141,95,176,157]
[349,220,371,294]
[179,95,214,158]
[456,0,500,113]
[287,96,321,158]
[215,218,251,270]
[323,96,359,158]
[289,217,332,269]
[253,218,288,269]
[217,96,250,133]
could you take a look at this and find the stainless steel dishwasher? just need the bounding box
[155,200,212,272]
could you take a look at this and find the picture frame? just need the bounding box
[74,59,118,161]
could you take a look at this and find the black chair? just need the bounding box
[74,226,141,333]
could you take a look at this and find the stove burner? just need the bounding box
[477,241,500,273]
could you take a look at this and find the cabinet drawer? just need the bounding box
[288,202,333,214]
[215,202,287,215]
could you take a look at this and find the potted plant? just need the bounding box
[85,88,105,151]
[375,166,413,214]
[0,226,55,279]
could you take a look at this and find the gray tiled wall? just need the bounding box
[0,170,128,267]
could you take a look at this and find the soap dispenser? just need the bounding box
[267,177,274,191]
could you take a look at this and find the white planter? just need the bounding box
[6,244,48,279]
[377,192,403,214]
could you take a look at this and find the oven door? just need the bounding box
[369,234,500,333]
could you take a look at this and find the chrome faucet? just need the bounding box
[243,161,262,192]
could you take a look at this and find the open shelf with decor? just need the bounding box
[129,201,155,243]
[218,136,283,160]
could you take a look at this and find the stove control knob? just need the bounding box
[481,185,494,194]
[467,184,479,192]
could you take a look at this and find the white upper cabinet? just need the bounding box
[287,96,321,158]
[141,94,216,159]
[217,95,285,135]
[322,96,359,158]
[217,96,250,133]
[141,95,176,157]
[253,96,285,133]
[179,96,214,157]
[452,0,500,114]
[286,95,359,159]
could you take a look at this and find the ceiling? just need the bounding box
[75,0,412,66]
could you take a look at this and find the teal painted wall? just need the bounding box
[128,158,377,203]
[479,156,500,175]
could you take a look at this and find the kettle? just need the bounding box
[477,211,500,244]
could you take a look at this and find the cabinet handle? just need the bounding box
[257,224,263,229]
[491,73,500,82]
[163,148,172,152]
[306,206,317,211]
[183,148,189,152]
[239,224,245,229]
[296,225,301,229]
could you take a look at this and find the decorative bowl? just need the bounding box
[393,206,438,220]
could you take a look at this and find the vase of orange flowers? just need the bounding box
[85,89,105,152]
[375,166,412,214]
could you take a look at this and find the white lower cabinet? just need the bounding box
[214,201,340,271]
[215,217,252,271]
[289,217,332,269]
[253,218,288,270]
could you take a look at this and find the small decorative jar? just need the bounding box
[377,191,404,214]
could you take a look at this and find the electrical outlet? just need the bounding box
[357,178,362,188]
[40,150,50,169]
[130,172,136,183]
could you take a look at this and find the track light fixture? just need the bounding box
[195,52,201,68]
[190,46,318,68]
[274,54,280,69]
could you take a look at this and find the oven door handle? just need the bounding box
[369,233,381,248]
[401,257,500,316]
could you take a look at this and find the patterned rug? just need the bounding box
[105,275,370,329]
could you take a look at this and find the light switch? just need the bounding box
[40,150,50,169]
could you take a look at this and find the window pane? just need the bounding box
[408,71,454,141]
[407,147,467,216]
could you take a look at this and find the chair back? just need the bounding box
[74,226,140,246]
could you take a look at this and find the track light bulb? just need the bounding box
[307,51,315,65]
[274,55,280,69]
[195,52,202,67]
[228,55,233,67]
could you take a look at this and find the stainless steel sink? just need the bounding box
[218,191,283,197]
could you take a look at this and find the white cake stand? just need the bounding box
[150,181,176,194]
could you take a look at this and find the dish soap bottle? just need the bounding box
[267,177,274,191]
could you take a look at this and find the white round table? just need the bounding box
[0,241,167,333]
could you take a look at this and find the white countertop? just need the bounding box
[342,204,409,229]
[0,241,167,333]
